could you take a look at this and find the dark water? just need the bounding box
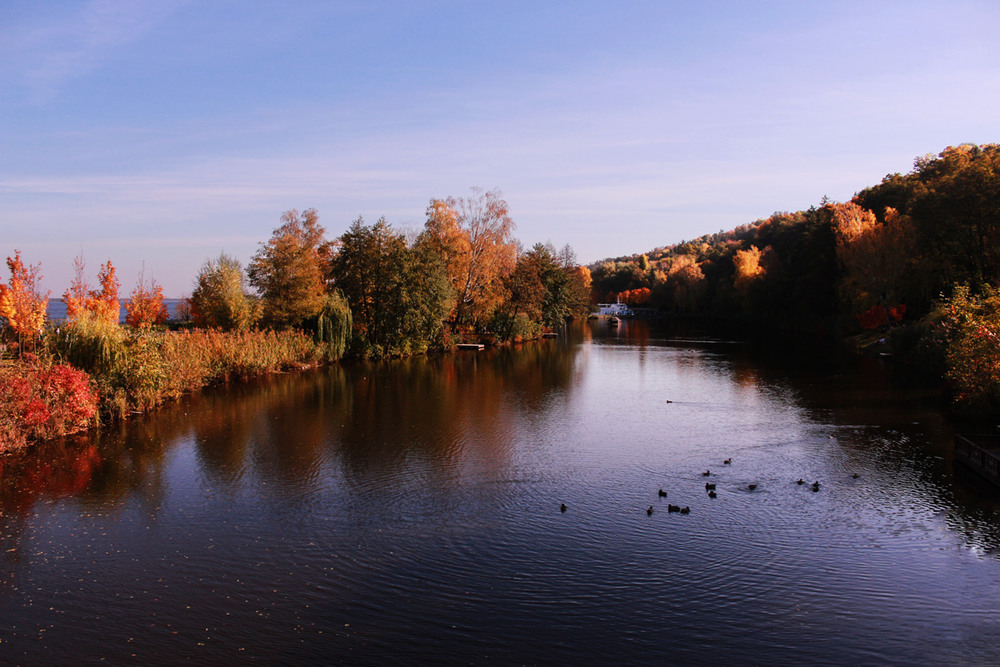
[3,320,1000,664]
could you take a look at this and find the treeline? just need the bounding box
[188,188,591,356]
[589,143,1000,416]
[0,188,591,448]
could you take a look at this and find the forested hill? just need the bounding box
[589,143,1000,416]
[589,143,1000,333]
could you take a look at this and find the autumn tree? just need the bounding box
[657,254,705,313]
[833,202,913,327]
[125,267,169,329]
[90,260,121,325]
[0,250,50,350]
[63,257,120,326]
[494,250,546,338]
[248,208,327,329]
[190,253,260,330]
[422,188,517,329]
[63,254,90,322]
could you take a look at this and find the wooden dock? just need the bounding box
[955,433,1000,486]
[456,343,485,351]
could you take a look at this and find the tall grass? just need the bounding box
[49,324,319,419]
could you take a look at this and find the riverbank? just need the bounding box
[0,319,570,454]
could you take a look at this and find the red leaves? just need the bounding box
[854,303,907,330]
[0,358,99,451]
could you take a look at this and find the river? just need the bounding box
[2,320,1000,664]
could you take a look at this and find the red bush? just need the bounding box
[0,357,99,451]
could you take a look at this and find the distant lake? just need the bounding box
[3,320,1000,663]
[46,298,186,323]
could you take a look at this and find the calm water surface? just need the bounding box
[3,321,1000,664]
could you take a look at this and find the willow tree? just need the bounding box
[248,208,327,329]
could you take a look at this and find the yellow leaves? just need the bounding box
[832,202,914,318]
[733,245,765,289]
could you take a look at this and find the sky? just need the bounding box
[2,1,999,297]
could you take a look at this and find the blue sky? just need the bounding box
[2,1,998,297]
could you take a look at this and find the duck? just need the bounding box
[852,473,860,479]
[679,506,690,514]
[747,484,757,491]
[667,504,681,513]
[796,479,805,485]
[702,470,711,477]
[708,491,717,499]
[560,503,567,513]
[646,506,654,516]
[723,458,732,465]
[811,481,820,492]
[658,489,667,497]
[705,483,716,491]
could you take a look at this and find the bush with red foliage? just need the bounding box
[0,355,99,451]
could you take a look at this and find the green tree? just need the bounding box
[191,253,260,330]
[330,216,451,353]
[248,208,327,329]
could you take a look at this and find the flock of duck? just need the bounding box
[560,456,855,517]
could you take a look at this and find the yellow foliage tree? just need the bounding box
[833,202,913,323]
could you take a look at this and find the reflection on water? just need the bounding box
[3,321,1000,664]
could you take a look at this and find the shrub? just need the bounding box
[0,355,99,451]
[939,284,1000,417]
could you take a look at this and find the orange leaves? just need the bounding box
[92,260,120,324]
[616,287,651,306]
[0,250,50,341]
[832,202,913,325]
[62,256,120,326]
[125,269,168,329]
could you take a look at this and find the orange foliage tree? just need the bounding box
[833,202,913,327]
[617,288,651,306]
[0,251,50,350]
[423,188,517,328]
[125,268,168,329]
[63,254,90,322]
[63,256,120,325]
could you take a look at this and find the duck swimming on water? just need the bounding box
[658,489,667,497]
[647,506,654,516]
